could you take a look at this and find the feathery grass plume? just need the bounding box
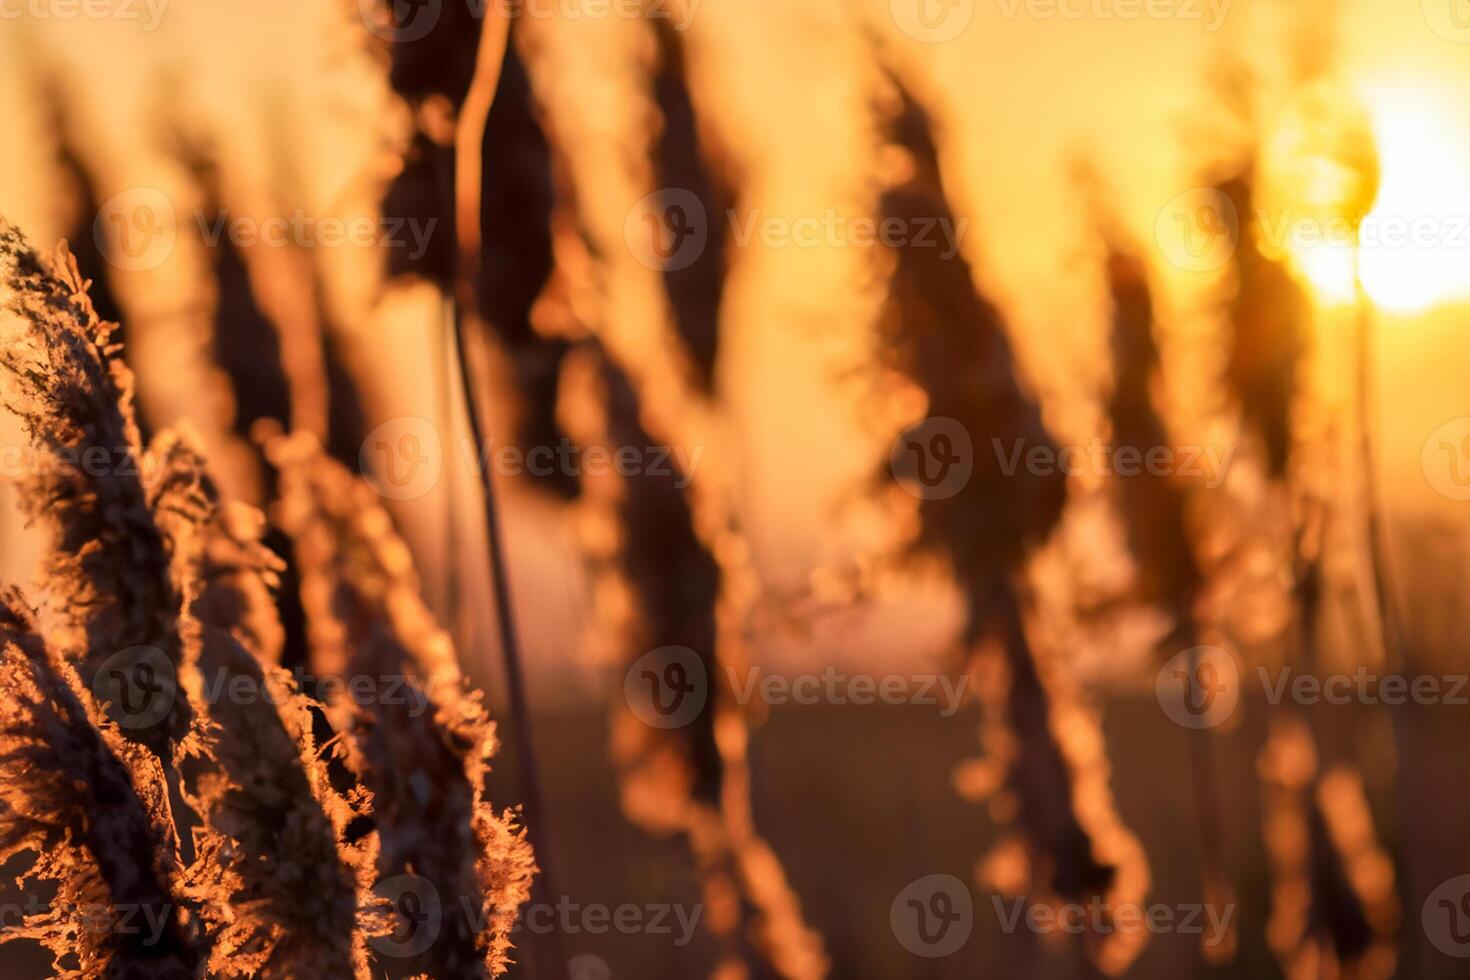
[559,344,825,980]
[1196,53,1400,976]
[648,13,735,392]
[1194,53,1313,482]
[869,71,1146,968]
[1102,244,1239,964]
[265,431,535,978]
[0,222,206,767]
[146,430,384,979]
[0,590,199,979]
[1258,720,1398,980]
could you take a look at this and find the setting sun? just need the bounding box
[1356,79,1470,313]
[1260,75,1470,314]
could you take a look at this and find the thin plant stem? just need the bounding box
[1350,251,1403,669]
[451,9,559,977]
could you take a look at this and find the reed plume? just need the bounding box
[266,431,535,979]
[1200,54,1399,977]
[531,15,825,977]
[0,222,205,767]
[0,590,198,979]
[871,70,1145,970]
[1102,243,1239,965]
[146,430,385,979]
[563,344,829,980]
[648,14,734,392]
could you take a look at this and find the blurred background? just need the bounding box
[3,0,1470,976]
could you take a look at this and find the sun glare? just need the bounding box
[1355,81,1470,313]
[1261,76,1470,314]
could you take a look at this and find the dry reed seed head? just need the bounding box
[262,430,535,977]
[561,346,829,979]
[0,222,207,766]
[0,589,200,979]
[161,440,383,980]
[871,74,1065,617]
[865,81,1150,973]
[1103,246,1204,613]
[1218,174,1311,480]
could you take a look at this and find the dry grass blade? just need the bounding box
[0,221,205,767]
[266,431,535,979]
[0,590,198,979]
